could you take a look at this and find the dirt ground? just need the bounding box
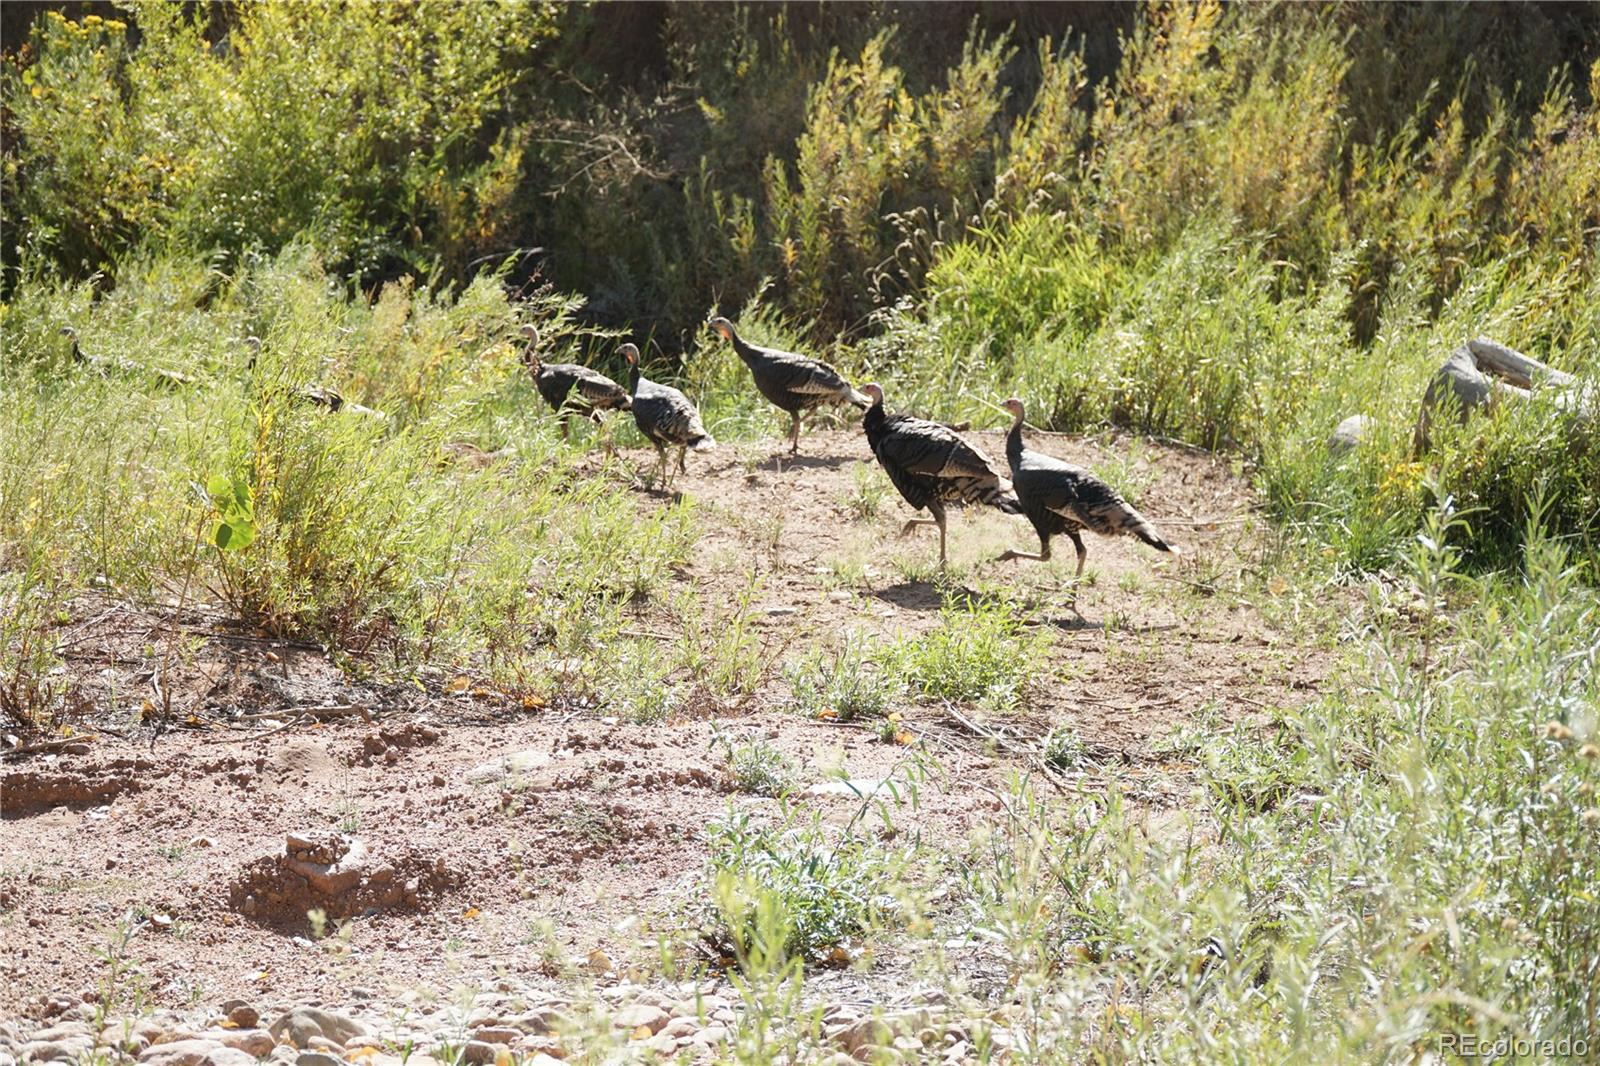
[0,427,1335,1020]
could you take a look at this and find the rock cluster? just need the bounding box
[228,832,458,923]
[5,982,1008,1065]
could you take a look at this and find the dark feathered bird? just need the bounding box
[623,343,715,486]
[520,325,631,441]
[997,397,1176,591]
[242,336,385,419]
[709,317,870,454]
[860,382,1021,567]
[61,325,193,389]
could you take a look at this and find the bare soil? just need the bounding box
[0,428,1337,1019]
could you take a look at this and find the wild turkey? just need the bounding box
[242,336,385,419]
[997,398,1176,590]
[709,316,869,454]
[61,326,193,389]
[860,382,1021,567]
[623,343,715,485]
[520,325,631,441]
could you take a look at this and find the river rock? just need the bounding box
[463,750,552,785]
[268,1008,367,1050]
[19,1038,94,1064]
[611,1005,668,1036]
[458,1041,499,1065]
[469,1028,518,1046]
[138,1039,255,1066]
[219,1002,260,1029]
[198,1029,275,1057]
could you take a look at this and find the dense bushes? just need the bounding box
[3,1,1598,567]
[7,4,1594,336]
[3,3,552,281]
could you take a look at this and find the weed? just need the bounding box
[1042,726,1088,771]
[786,630,900,721]
[557,803,623,851]
[711,727,797,797]
[695,809,898,965]
[601,640,683,725]
[884,596,1040,711]
[842,462,888,520]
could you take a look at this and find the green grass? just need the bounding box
[712,728,798,798]
[0,248,692,726]
[695,809,899,966]
[785,630,902,722]
[883,595,1042,712]
[3,4,1598,1058]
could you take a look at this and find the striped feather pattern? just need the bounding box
[629,365,714,451]
[714,319,870,414]
[1004,406,1172,555]
[864,392,1021,514]
[536,363,632,416]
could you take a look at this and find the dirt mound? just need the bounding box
[1,757,158,816]
[351,722,442,766]
[228,830,462,926]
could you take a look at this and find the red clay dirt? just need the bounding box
[1,428,1336,1018]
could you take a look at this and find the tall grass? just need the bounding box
[0,247,687,723]
[699,506,1599,1062]
[3,5,1598,1057]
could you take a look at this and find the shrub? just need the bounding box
[885,596,1040,711]
[786,631,900,721]
[696,810,897,965]
[712,728,798,797]
[2,4,554,282]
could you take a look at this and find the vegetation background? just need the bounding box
[2,1,1599,1061]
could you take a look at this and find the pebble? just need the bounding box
[197,1029,275,1057]
[457,1041,499,1065]
[19,1038,94,1063]
[219,1002,260,1029]
[661,1017,698,1040]
[469,1028,518,1046]
[16,982,1014,1066]
[23,1027,89,1044]
[512,1035,561,1058]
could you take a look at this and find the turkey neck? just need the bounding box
[1005,413,1025,469]
[628,362,641,394]
[723,327,759,367]
[862,395,887,448]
